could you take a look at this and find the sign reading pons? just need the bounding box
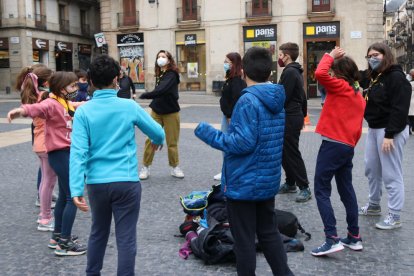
[243,25,277,42]
[117,33,144,46]
[303,22,340,39]
[184,34,197,46]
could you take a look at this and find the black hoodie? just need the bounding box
[140,70,181,114]
[278,62,307,117]
[363,65,411,138]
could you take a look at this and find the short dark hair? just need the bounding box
[243,47,272,83]
[75,70,88,80]
[279,42,299,61]
[49,71,78,98]
[366,42,395,74]
[89,55,121,89]
[331,56,360,87]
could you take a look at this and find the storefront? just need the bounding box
[32,38,49,65]
[117,33,144,89]
[78,44,92,71]
[55,41,73,71]
[243,24,277,82]
[175,31,206,91]
[0,38,10,69]
[303,21,340,98]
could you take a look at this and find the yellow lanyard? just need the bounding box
[365,73,382,101]
[49,94,75,116]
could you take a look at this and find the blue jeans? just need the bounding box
[48,149,77,239]
[314,140,359,237]
[86,181,142,276]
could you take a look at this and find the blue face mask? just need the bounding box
[368,57,382,71]
[224,63,231,72]
[77,82,89,91]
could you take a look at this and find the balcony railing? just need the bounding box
[60,19,70,33]
[81,24,90,36]
[177,6,201,23]
[117,11,139,28]
[35,14,47,30]
[245,0,272,18]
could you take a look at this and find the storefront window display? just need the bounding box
[176,32,206,91]
[117,33,145,89]
[78,44,92,71]
[55,41,73,71]
[0,38,10,68]
[243,25,277,82]
[32,38,49,65]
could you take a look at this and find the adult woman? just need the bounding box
[139,50,183,179]
[359,42,411,230]
[117,69,136,99]
[214,52,246,180]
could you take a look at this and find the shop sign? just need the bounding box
[94,32,107,47]
[32,38,49,50]
[243,25,277,42]
[10,37,19,44]
[78,44,92,55]
[117,33,144,46]
[0,38,9,49]
[184,34,197,46]
[56,41,73,52]
[303,22,340,39]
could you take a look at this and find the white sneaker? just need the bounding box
[139,166,150,180]
[171,166,184,178]
[213,173,222,181]
[37,218,55,232]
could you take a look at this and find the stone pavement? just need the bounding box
[0,92,413,275]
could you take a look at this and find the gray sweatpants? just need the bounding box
[364,127,409,215]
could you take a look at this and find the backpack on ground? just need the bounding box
[275,209,311,241]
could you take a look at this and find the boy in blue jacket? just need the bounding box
[69,55,165,275]
[195,47,293,276]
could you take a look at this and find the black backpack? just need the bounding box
[275,209,311,241]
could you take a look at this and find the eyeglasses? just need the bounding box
[365,53,382,60]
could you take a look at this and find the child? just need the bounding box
[69,55,164,275]
[17,65,57,230]
[74,70,89,102]
[8,71,87,256]
[311,47,366,256]
[195,47,293,275]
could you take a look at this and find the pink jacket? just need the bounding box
[23,98,72,152]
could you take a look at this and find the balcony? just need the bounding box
[60,19,70,33]
[245,0,272,22]
[81,24,90,36]
[117,11,139,28]
[35,14,47,30]
[177,6,201,28]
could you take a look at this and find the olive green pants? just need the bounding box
[142,110,180,167]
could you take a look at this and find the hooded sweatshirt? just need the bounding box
[278,62,307,117]
[363,65,411,138]
[195,83,286,201]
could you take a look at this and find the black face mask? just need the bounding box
[65,90,77,101]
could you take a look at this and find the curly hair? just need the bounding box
[88,55,121,89]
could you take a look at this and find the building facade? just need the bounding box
[0,0,100,92]
[99,0,384,96]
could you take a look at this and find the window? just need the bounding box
[312,0,330,12]
[80,10,89,35]
[59,5,69,32]
[0,50,10,68]
[252,0,269,16]
[123,0,137,26]
[182,0,197,21]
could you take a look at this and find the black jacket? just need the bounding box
[140,70,180,114]
[117,76,135,99]
[219,76,246,118]
[278,62,307,117]
[362,65,411,138]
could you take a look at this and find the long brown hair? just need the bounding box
[331,56,360,88]
[49,71,78,99]
[225,52,243,79]
[154,50,179,77]
[366,42,396,74]
[17,64,53,104]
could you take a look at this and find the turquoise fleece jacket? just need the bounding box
[69,89,165,197]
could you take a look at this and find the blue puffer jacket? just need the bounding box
[195,83,285,201]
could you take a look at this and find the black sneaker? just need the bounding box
[278,183,297,194]
[296,188,312,202]
[55,238,87,256]
[48,233,79,249]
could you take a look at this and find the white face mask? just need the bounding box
[157,57,168,67]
